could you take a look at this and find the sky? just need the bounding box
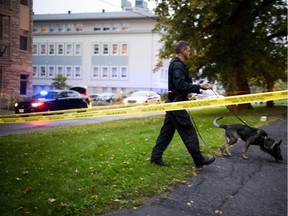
[33,0,156,14]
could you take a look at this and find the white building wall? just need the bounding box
[32,11,168,96]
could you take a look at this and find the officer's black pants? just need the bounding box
[151,109,205,164]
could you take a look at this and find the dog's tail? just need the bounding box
[213,117,227,129]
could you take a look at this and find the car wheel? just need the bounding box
[79,103,88,108]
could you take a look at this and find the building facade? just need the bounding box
[32,7,169,97]
[0,0,33,108]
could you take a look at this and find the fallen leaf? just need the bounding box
[22,171,29,176]
[48,198,56,203]
[22,208,30,214]
[215,210,223,215]
[60,202,68,208]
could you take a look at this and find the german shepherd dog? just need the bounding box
[213,117,283,161]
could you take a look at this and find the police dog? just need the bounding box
[213,117,283,161]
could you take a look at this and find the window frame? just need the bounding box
[102,43,109,55]
[74,43,82,56]
[101,66,109,79]
[48,44,55,55]
[120,43,128,56]
[92,66,100,79]
[110,66,118,79]
[65,43,73,56]
[111,43,119,55]
[65,65,73,78]
[74,66,81,78]
[48,65,56,78]
[32,65,38,78]
[40,44,47,55]
[32,44,38,55]
[56,65,64,76]
[57,44,64,55]
[39,65,47,78]
[92,43,100,55]
[120,66,128,80]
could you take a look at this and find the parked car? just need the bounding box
[123,91,161,104]
[89,93,100,101]
[14,90,91,114]
[192,89,224,100]
[97,92,117,103]
[69,85,87,96]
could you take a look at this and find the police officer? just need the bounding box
[150,41,215,168]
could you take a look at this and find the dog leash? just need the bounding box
[187,86,252,146]
[210,88,252,128]
[188,111,209,146]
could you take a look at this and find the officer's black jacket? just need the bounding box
[168,57,201,102]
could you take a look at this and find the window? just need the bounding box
[57,44,64,55]
[74,43,82,55]
[65,44,73,55]
[160,68,168,80]
[32,66,38,78]
[32,44,38,55]
[102,43,109,55]
[20,35,28,51]
[39,65,46,77]
[74,66,81,78]
[20,0,28,5]
[48,44,55,55]
[56,66,64,76]
[112,24,120,31]
[92,66,100,79]
[65,66,73,78]
[111,66,118,79]
[94,24,101,31]
[103,25,110,31]
[75,24,83,32]
[40,44,47,55]
[58,25,65,32]
[48,66,55,78]
[20,74,28,95]
[66,24,74,32]
[93,43,100,55]
[1,0,10,7]
[121,43,128,55]
[111,43,119,55]
[121,23,129,31]
[120,66,128,79]
[101,66,109,79]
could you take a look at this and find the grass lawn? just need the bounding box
[0,105,286,215]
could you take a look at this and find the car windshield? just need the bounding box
[132,92,148,97]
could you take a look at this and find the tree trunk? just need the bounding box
[228,65,253,111]
[266,78,275,108]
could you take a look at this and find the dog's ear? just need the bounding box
[257,129,268,138]
[277,140,282,146]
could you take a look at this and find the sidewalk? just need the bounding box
[0,110,14,115]
[106,115,287,216]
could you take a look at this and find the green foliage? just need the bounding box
[154,0,287,93]
[51,74,68,90]
[0,106,286,215]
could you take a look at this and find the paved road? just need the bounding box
[106,115,287,216]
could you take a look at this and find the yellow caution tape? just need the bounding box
[0,90,287,124]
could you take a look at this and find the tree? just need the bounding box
[51,74,68,90]
[154,0,287,109]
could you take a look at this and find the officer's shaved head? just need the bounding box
[175,41,190,54]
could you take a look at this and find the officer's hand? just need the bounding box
[200,83,211,90]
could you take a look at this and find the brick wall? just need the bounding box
[0,0,33,103]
